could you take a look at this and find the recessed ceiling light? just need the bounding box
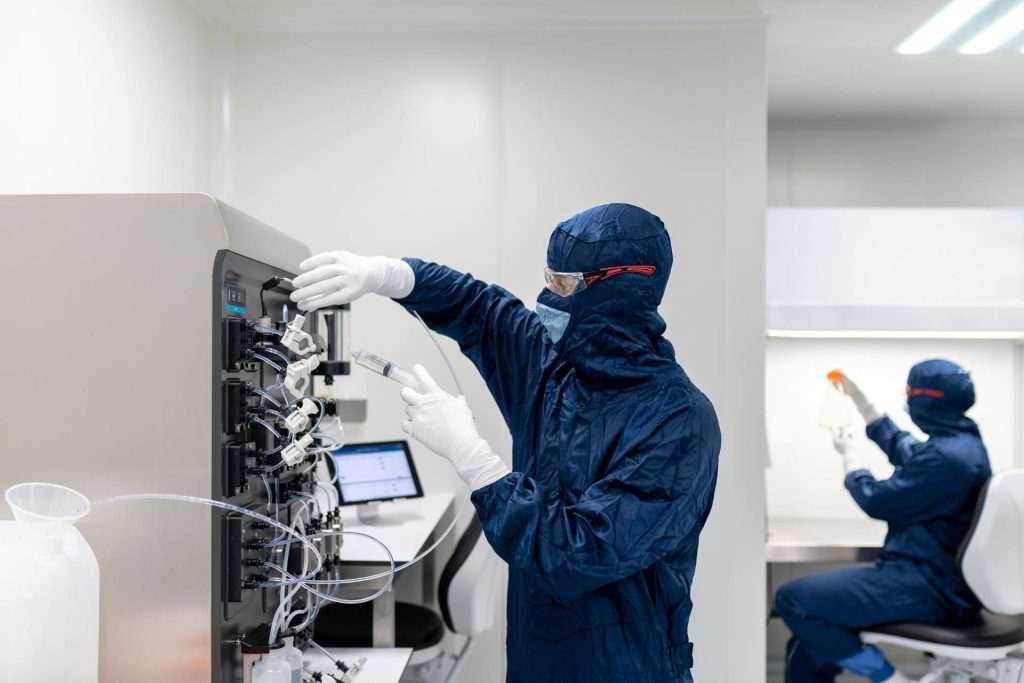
[897,0,1000,54]
[959,0,1024,52]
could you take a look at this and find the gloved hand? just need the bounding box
[400,365,511,491]
[833,430,864,474]
[839,374,882,426]
[290,251,415,311]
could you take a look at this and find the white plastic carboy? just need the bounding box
[0,483,100,683]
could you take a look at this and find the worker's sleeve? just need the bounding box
[844,448,966,525]
[470,401,718,600]
[866,415,921,467]
[394,258,548,436]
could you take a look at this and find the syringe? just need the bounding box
[352,350,417,387]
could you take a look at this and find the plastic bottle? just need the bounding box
[817,369,852,430]
[252,648,292,683]
[0,483,99,683]
[282,637,304,683]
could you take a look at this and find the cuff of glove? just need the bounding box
[454,436,512,492]
[851,396,882,426]
[372,256,415,299]
[842,452,864,474]
[859,404,882,426]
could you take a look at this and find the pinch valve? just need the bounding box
[284,355,320,398]
[281,433,316,466]
[280,314,317,356]
[283,398,318,433]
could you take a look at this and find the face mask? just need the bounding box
[903,400,911,415]
[535,301,571,343]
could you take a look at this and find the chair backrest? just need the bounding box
[959,470,1024,615]
[438,512,501,637]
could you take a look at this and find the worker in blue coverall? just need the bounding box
[291,204,721,682]
[775,360,991,683]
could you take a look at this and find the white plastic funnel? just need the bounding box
[5,483,90,534]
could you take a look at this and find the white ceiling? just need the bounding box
[767,0,1024,122]
[197,0,1024,121]
[197,0,766,31]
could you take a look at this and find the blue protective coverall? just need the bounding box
[776,359,991,683]
[396,204,721,682]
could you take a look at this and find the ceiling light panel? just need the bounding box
[896,0,1024,53]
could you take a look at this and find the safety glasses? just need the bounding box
[543,265,657,297]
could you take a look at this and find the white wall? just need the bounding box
[764,125,1024,520]
[223,23,767,683]
[766,337,1019,520]
[768,122,1024,208]
[0,0,213,193]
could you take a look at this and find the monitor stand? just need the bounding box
[356,502,380,523]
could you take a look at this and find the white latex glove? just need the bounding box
[839,374,882,426]
[833,430,864,474]
[400,365,511,491]
[290,251,415,311]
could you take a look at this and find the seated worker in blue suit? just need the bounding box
[776,360,991,683]
[291,204,721,683]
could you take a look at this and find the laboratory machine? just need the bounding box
[0,194,358,682]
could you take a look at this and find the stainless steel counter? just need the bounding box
[767,516,886,563]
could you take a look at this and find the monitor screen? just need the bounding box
[330,441,423,505]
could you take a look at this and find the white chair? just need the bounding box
[860,471,1024,683]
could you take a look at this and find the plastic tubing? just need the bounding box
[86,493,399,642]
[252,325,283,337]
[264,495,467,586]
[249,415,282,440]
[87,493,324,582]
[258,346,293,366]
[262,556,394,605]
[261,528,397,591]
[270,513,307,644]
[250,353,283,373]
[251,386,282,408]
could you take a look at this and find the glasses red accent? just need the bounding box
[582,265,657,286]
[908,387,945,399]
[544,265,656,297]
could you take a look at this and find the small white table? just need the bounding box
[303,647,412,683]
[339,493,457,563]
[335,493,458,648]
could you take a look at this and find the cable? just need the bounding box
[260,277,287,318]
[413,310,464,396]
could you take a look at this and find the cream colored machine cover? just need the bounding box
[0,194,309,681]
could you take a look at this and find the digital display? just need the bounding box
[332,442,421,504]
[225,284,246,315]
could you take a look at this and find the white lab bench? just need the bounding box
[303,647,413,683]
[335,493,458,648]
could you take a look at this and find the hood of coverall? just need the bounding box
[537,203,678,387]
[906,359,980,437]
